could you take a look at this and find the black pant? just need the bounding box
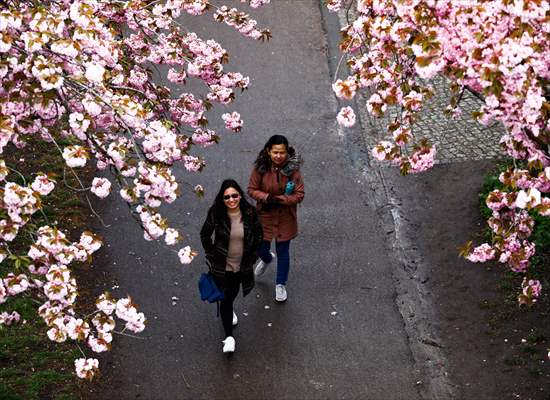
[215,271,241,337]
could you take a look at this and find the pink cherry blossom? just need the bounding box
[519,278,543,305]
[0,160,8,181]
[88,331,112,353]
[0,311,21,326]
[92,313,116,333]
[178,246,195,264]
[115,297,146,333]
[31,173,55,196]
[192,129,217,147]
[366,93,387,117]
[222,112,243,132]
[523,279,542,298]
[74,358,99,380]
[84,62,106,84]
[392,126,412,146]
[515,188,541,210]
[326,0,343,12]
[90,177,111,199]
[165,228,180,246]
[247,0,271,8]
[194,184,204,196]
[62,146,88,168]
[332,79,358,100]
[336,107,356,128]
[372,141,396,161]
[0,281,6,304]
[467,244,496,263]
[4,273,29,296]
[183,155,204,173]
[96,294,116,316]
[66,318,91,341]
[47,318,68,343]
[124,312,146,333]
[408,145,436,174]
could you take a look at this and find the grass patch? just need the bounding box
[522,345,539,355]
[478,161,550,377]
[0,298,81,399]
[0,383,23,400]
[503,355,528,367]
[1,137,95,399]
[527,367,543,377]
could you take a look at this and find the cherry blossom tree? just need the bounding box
[0,0,270,379]
[327,0,550,305]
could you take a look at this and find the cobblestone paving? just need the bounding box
[336,9,505,165]
[357,77,505,165]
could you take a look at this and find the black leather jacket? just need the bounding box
[200,206,263,296]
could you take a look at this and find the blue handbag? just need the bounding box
[198,272,224,303]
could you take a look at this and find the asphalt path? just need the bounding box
[90,2,421,399]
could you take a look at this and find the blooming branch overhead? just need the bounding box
[327,0,550,304]
[1,0,270,379]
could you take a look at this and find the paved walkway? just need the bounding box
[90,2,422,399]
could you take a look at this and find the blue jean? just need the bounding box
[258,240,290,285]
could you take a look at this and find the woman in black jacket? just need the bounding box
[200,179,263,353]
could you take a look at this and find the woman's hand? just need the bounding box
[262,195,282,211]
[266,194,282,204]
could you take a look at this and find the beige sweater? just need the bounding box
[225,211,244,272]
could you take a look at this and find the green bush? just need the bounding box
[479,161,550,286]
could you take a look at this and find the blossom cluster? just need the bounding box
[328,0,550,303]
[1,0,269,264]
[0,311,20,326]
[214,6,271,40]
[1,0,270,379]
[0,204,146,378]
[465,166,550,303]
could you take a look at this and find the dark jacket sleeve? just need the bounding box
[251,208,264,251]
[200,210,215,265]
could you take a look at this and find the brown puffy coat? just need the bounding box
[248,154,304,242]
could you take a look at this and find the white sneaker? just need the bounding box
[232,311,238,326]
[222,336,235,353]
[275,284,287,302]
[254,251,275,276]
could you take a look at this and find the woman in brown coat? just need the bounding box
[247,135,304,302]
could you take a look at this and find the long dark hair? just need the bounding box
[209,179,252,220]
[254,134,296,168]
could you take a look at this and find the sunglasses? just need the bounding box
[223,193,240,200]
